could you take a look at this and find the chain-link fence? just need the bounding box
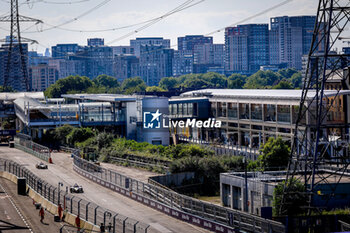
[0,159,153,233]
[73,154,286,233]
[14,136,51,162]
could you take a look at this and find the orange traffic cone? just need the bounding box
[49,157,53,164]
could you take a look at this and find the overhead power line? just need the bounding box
[23,0,112,33]
[23,0,202,34]
[106,0,205,45]
[27,0,90,4]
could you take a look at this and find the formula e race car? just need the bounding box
[35,162,48,169]
[70,183,84,193]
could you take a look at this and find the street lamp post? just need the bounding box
[242,155,248,212]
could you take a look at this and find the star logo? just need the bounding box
[150,109,162,122]
[143,109,162,129]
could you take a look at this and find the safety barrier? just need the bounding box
[14,136,51,162]
[178,135,260,160]
[0,159,158,233]
[73,155,286,233]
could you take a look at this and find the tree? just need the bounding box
[0,86,15,92]
[278,68,298,79]
[181,76,210,89]
[258,137,290,170]
[94,132,114,150]
[121,77,147,94]
[289,72,303,89]
[227,74,247,89]
[273,178,307,216]
[201,72,227,88]
[159,77,179,90]
[146,86,166,92]
[66,127,95,146]
[45,75,93,98]
[93,74,119,89]
[54,125,74,145]
[272,80,293,89]
[244,70,282,89]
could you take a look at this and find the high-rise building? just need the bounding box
[28,51,50,66]
[76,46,114,79]
[0,42,29,91]
[49,59,86,79]
[51,44,82,58]
[212,44,225,68]
[44,48,51,57]
[225,24,269,74]
[193,43,224,66]
[111,46,134,56]
[87,38,104,47]
[269,16,316,70]
[113,54,139,83]
[173,50,193,76]
[130,38,170,57]
[139,45,173,86]
[30,63,58,91]
[177,35,213,51]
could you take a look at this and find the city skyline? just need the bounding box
[0,0,320,53]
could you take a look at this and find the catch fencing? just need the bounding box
[14,135,51,162]
[0,161,154,233]
[73,154,286,233]
[178,135,260,160]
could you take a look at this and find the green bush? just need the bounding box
[66,127,95,146]
[95,132,114,150]
[273,178,307,216]
[258,137,290,170]
[54,125,74,145]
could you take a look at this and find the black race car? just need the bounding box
[36,162,48,169]
[70,183,84,193]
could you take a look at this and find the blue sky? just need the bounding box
[0,0,320,53]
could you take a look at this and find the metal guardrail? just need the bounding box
[339,220,350,231]
[109,157,168,172]
[73,155,286,233]
[0,159,153,233]
[59,146,80,154]
[177,135,260,160]
[14,136,51,162]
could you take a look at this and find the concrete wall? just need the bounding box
[150,172,195,187]
[220,173,275,216]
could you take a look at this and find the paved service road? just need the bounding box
[0,177,65,233]
[0,147,210,233]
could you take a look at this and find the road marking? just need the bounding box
[0,182,33,233]
[150,222,173,233]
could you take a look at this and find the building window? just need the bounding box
[277,105,290,123]
[239,103,249,120]
[264,104,276,122]
[228,103,238,119]
[251,104,262,121]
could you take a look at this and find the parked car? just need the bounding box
[36,162,48,169]
[70,184,84,193]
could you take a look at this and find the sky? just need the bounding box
[0,0,322,53]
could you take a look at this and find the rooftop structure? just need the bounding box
[220,168,350,215]
[170,88,350,149]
